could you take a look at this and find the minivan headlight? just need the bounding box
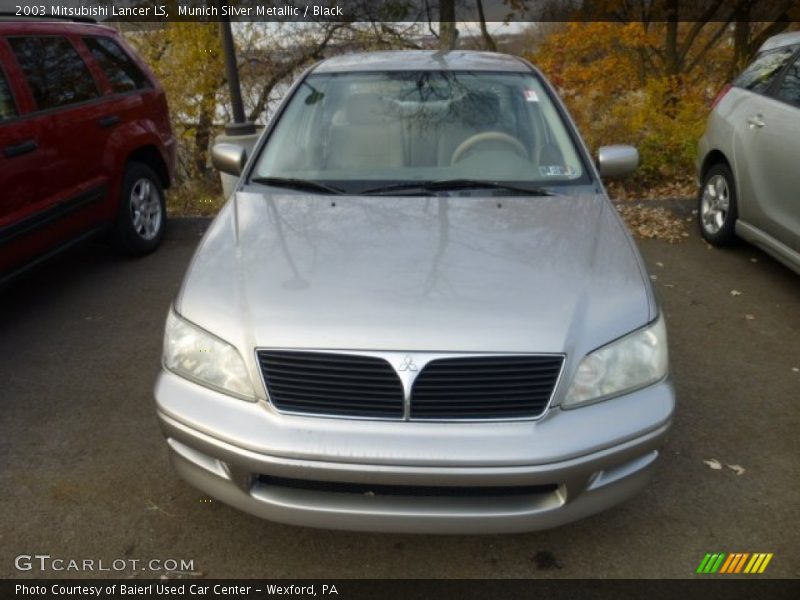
[163,308,255,400]
[563,315,668,408]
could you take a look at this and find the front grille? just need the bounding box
[258,350,563,421]
[410,355,563,420]
[258,475,558,498]
[257,350,404,418]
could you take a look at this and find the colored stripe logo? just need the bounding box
[696,552,773,574]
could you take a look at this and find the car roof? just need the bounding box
[313,50,530,73]
[0,19,116,36]
[758,31,800,53]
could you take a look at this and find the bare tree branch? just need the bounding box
[424,0,439,39]
[677,0,727,64]
[686,20,731,73]
[247,23,346,122]
[476,0,497,51]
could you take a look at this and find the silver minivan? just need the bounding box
[155,50,674,533]
[697,32,800,274]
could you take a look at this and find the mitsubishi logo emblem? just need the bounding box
[398,355,418,372]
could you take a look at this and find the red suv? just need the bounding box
[0,18,175,283]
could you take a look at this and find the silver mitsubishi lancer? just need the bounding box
[155,50,674,533]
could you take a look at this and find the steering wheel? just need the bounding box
[451,131,528,165]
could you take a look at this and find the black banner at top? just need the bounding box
[2,0,799,23]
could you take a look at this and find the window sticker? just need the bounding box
[539,165,574,177]
[523,89,539,102]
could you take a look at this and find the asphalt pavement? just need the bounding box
[1,212,798,578]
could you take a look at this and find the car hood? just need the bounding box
[178,190,653,361]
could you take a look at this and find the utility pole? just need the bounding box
[218,3,255,136]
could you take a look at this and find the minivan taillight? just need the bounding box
[711,84,732,110]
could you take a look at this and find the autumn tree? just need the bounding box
[531,1,799,182]
[128,23,224,181]
[596,0,800,77]
[126,22,355,184]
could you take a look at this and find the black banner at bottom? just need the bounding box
[4,579,800,600]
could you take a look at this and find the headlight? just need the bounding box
[563,315,668,408]
[163,308,256,400]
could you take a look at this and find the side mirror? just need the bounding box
[212,143,247,176]
[597,145,639,178]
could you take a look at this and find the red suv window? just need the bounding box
[0,68,17,120]
[8,36,99,110]
[83,36,150,94]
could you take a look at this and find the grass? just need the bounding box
[166,178,225,217]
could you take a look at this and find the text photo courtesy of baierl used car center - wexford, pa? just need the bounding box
[0,1,799,599]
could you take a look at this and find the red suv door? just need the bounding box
[0,45,42,267]
[1,34,113,267]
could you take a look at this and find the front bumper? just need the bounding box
[155,369,674,533]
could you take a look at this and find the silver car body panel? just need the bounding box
[758,31,800,53]
[176,190,653,406]
[313,50,530,73]
[155,369,673,533]
[158,50,674,532]
[156,369,673,468]
[698,38,800,274]
[736,220,800,274]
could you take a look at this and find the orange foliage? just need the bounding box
[531,22,731,181]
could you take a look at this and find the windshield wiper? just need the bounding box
[359,179,553,196]
[250,177,345,195]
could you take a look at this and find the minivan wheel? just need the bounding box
[112,162,166,255]
[699,163,737,245]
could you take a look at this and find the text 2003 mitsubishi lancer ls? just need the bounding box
[155,51,674,533]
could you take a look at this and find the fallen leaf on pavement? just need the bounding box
[614,204,688,242]
[146,499,175,517]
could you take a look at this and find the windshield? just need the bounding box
[252,70,588,194]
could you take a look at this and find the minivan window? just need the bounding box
[8,36,99,111]
[253,70,586,193]
[83,37,150,93]
[734,46,796,94]
[776,54,800,107]
[0,69,17,121]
